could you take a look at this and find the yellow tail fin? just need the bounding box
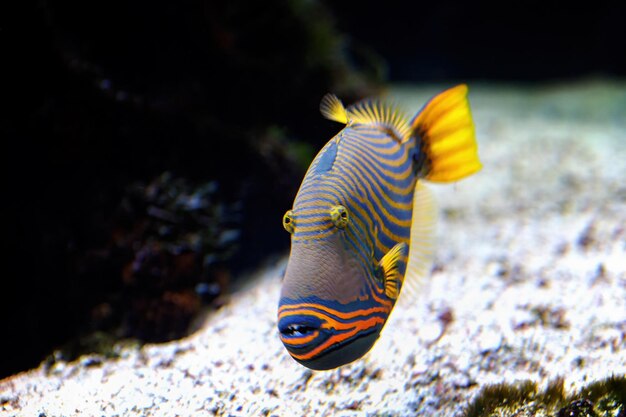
[411,84,481,182]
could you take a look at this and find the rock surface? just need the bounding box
[2,80,625,416]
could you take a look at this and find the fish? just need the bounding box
[277,85,481,370]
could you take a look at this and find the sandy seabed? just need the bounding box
[2,80,625,416]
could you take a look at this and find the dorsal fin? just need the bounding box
[320,94,411,140]
[320,94,349,124]
[346,98,411,140]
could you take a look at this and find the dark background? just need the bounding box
[2,0,625,379]
[330,2,626,81]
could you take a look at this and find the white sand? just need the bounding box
[2,80,625,417]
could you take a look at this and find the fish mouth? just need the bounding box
[278,315,323,342]
[280,323,318,337]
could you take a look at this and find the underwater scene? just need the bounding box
[2,1,625,416]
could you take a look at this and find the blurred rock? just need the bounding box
[2,0,382,378]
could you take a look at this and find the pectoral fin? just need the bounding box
[378,242,408,300]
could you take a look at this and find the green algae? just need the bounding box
[463,375,625,417]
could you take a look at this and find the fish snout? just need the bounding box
[277,303,384,370]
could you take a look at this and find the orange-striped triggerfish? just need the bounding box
[278,85,481,370]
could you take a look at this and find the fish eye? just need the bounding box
[283,210,295,233]
[330,205,349,228]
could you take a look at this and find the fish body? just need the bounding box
[278,85,481,370]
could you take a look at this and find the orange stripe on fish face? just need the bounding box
[277,295,392,370]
